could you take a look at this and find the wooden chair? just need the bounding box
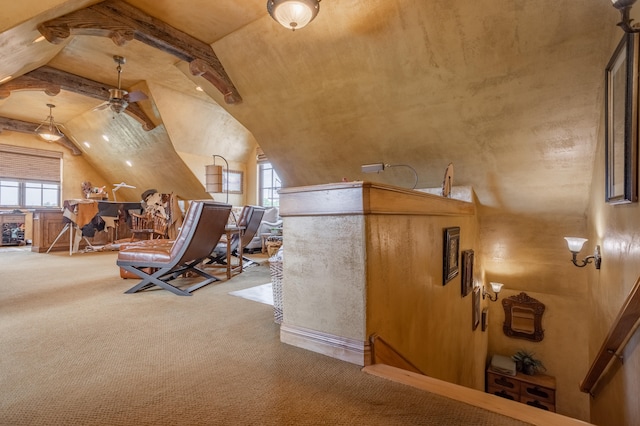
[117,200,231,296]
[131,213,167,241]
[129,193,173,241]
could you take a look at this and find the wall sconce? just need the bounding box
[564,237,602,269]
[267,0,320,31]
[35,103,63,142]
[612,0,640,32]
[482,282,503,302]
[361,162,419,189]
[205,154,229,203]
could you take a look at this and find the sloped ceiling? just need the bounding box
[0,0,624,217]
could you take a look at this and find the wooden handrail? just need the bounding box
[580,275,640,394]
[369,334,425,375]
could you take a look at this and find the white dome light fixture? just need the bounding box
[267,0,320,31]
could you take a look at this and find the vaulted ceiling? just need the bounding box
[0,0,623,216]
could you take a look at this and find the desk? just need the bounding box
[37,200,142,254]
[224,226,245,279]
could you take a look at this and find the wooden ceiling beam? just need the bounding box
[38,0,242,105]
[0,66,156,132]
[0,116,82,156]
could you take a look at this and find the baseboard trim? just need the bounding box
[280,323,371,366]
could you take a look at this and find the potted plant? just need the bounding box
[512,350,546,375]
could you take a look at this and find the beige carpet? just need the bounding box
[0,248,531,426]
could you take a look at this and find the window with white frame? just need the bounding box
[0,144,62,208]
[258,162,281,207]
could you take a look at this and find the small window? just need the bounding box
[0,144,62,208]
[0,180,19,206]
[0,180,60,208]
[258,162,281,207]
[25,182,60,207]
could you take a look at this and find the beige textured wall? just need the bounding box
[366,213,486,390]
[283,215,367,340]
[586,80,640,426]
[480,211,590,421]
[281,183,486,390]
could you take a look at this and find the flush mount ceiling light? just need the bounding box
[267,0,320,31]
[612,0,640,32]
[35,103,63,142]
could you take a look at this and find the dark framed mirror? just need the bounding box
[605,32,639,204]
[502,292,545,342]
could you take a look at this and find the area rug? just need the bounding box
[229,283,274,305]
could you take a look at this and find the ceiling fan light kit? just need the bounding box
[94,55,147,114]
[267,0,320,31]
[35,103,63,142]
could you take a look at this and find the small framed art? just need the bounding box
[472,286,481,331]
[443,227,460,286]
[224,170,244,194]
[461,249,474,297]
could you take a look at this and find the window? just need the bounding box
[0,180,19,206]
[26,182,60,207]
[0,180,60,208]
[258,162,281,207]
[0,144,62,208]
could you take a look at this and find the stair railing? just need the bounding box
[580,275,640,395]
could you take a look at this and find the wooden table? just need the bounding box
[224,226,245,279]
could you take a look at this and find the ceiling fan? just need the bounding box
[94,55,148,114]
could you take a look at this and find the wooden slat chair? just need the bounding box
[117,200,231,296]
[129,214,169,240]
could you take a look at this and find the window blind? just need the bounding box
[0,144,62,182]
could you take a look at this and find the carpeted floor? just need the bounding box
[0,248,531,425]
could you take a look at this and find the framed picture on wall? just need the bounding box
[224,170,244,194]
[482,307,488,331]
[605,32,639,204]
[472,286,481,331]
[443,227,460,286]
[461,249,474,297]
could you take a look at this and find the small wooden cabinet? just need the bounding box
[487,369,556,412]
[0,212,26,246]
[30,209,83,253]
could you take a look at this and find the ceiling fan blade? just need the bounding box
[125,90,148,103]
[93,101,110,111]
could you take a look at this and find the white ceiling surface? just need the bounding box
[0,0,623,214]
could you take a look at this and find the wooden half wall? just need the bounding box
[278,182,487,391]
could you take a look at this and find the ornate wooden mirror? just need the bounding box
[502,292,545,342]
